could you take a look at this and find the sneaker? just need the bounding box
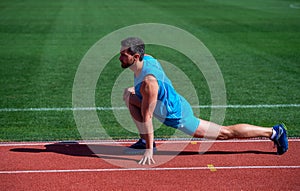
[272,124,288,155]
[123,139,157,154]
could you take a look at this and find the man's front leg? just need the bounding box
[126,94,145,136]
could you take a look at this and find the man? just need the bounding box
[119,37,288,165]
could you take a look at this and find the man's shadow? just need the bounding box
[10,141,276,159]
[10,142,139,162]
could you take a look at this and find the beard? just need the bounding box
[121,60,134,69]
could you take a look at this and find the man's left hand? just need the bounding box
[138,149,156,165]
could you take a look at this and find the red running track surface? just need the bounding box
[1,139,299,190]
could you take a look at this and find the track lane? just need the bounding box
[1,140,299,190]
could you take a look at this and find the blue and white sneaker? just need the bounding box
[272,124,288,155]
[123,139,157,154]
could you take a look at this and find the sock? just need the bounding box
[141,139,146,144]
[270,129,277,140]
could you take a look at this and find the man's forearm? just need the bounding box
[142,120,154,149]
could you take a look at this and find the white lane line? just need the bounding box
[1,139,299,147]
[0,107,126,112]
[0,104,299,112]
[193,104,300,109]
[290,3,300,9]
[1,166,299,174]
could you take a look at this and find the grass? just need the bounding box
[0,0,299,141]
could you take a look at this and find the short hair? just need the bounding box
[121,37,145,61]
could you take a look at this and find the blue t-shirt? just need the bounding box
[134,55,182,123]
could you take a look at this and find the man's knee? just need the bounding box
[218,126,235,140]
[123,97,130,109]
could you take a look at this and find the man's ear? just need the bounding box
[133,53,140,61]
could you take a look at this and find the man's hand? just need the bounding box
[138,149,156,165]
[123,87,135,101]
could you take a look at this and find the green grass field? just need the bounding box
[1,0,299,141]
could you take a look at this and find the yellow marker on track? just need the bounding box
[207,164,217,172]
[190,141,197,145]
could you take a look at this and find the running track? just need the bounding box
[1,139,299,190]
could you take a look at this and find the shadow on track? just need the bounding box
[10,142,276,159]
[10,142,138,162]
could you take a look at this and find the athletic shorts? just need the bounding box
[158,96,200,136]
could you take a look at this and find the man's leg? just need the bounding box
[123,90,156,152]
[193,119,288,155]
[193,119,273,140]
[124,91,147,139]
[127,100,147,140]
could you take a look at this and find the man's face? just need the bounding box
[119,48,135,69]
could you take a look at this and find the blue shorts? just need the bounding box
[157,96,200,136]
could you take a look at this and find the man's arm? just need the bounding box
[138,75,158,165]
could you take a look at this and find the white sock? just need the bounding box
[270,129,277,140]
[141,139,146,144]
